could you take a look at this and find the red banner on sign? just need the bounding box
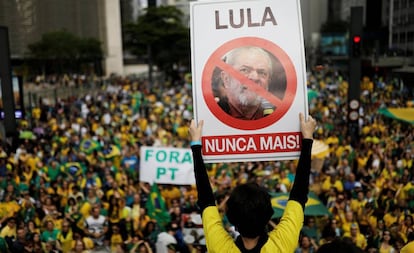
[202,132,301,155]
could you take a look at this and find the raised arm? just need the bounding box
[189,119,216,211]
[288,113,317,209]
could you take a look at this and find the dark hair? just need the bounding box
[317,238,364,253]
[407,231,414,242]
[226,183,274,238]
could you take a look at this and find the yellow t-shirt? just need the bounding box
[110,234,124,252]
[0,226,16,239]
[202,201,303,252]
[57,230,73,253]
[343,232,367,250]
[322,178,344,193]
[401,241,414,253]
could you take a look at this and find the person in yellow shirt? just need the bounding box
[356,151,368,171]
[118,198,132,234]
[183,185,198,203]
[21,164,35,186]
[343,223,367,250]
[135,208,151,239]
[400,215,414,243]
[380,162,398,180]
[2,194,20,219]
[107,195,122,225]
[57,220,74,253]
[350,190,367,214]
[402,152,413,171]
[188,114,317,253]
[116,166,130,187]
[383,205,403,229]
[57,180,72,208]
[378,230,396,253]
[79,169,102,192]
[279,169,292,191]
[32,107,41,120]
[46,209,63,231]
[401,180,414,202]
[130,193,142,232]
[341,211,358,236]
[379,188,398,215]
[401,232,414,253]
[161,184,181,208]
[0,217,17,239]
[109,223,130,252]
[322,172,344,196]
[70,238,91,253]
[328,192,348,229]
[356,202,377,235]
[106,181,126,200]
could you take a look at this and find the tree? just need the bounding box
[77,38,104,75]
[27,30,103,75]
[123,6,190,84]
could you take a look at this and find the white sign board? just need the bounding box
[139,146,195,185]
[190,0,308,163]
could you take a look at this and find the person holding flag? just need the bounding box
[145,183,171,229]
[189,113,316,252]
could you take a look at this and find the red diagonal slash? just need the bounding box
[215,60,283,108]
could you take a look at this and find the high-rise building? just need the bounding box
[2,0,410,76]
[0,0,123,75]
[384,0,414,55]
[0,0,104,57]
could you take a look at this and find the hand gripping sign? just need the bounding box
[191,0,308,163]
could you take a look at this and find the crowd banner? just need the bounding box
[190,0,308,163]
[139,146,195,185]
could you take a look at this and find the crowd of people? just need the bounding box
[0,66,412,253]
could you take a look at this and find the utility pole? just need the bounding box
[0,26,18,149]
[348,7,363,147]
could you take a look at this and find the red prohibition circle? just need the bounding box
[202,37,297,130]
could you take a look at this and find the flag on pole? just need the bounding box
[145,183,171,229]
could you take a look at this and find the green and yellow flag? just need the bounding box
[79,139,101,155]
[378,107,414,125]
[146,183,171,229]
[271,192,331,218]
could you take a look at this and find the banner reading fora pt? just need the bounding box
[139,146,195,185]
[190,0,308,163]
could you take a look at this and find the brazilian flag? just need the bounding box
[271,192,331,218]
[80,139,101,155]
[146,183,171,229]
[378,107,414,125]
[100,144,121,160]
[64,162,85,178]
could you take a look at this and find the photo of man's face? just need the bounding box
[221,47,271,108]
[212,46,285,121]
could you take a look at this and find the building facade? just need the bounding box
[2,0,411,76]
[0,0,123,75]
[385,0,414,55]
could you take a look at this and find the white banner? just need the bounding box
[190,0,308,163]
[139,146,195,185]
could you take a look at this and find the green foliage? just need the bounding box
[123,6,190,75]
[27,29,103,74]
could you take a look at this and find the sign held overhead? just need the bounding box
[190,0,308,163]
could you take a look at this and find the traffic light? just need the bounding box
[351,35,361,57]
